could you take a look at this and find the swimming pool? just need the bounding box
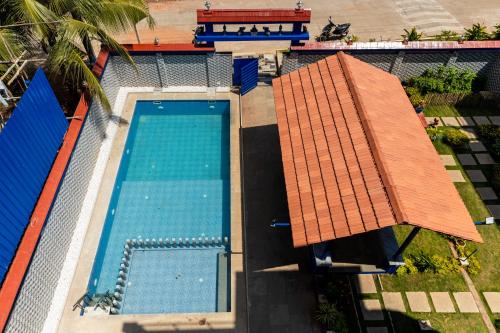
[87,100,230,314]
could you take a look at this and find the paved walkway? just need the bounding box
[241,86,319,333]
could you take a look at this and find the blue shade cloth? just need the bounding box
[0,68,68,285]
[88,100,230,313]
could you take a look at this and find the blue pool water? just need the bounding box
[88,100,230,314]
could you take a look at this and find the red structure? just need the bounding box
[196,8,311,23]
[194,8,311,46]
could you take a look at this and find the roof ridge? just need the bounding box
[335,52,400,225]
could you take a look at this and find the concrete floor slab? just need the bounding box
[355,274,377,294]
[382,292,406,312]
[447,169,465,182]
[440,154,456,166]
[360,299,385,321]
[430,292,455,313]
[367,327,389,333]
[454,292,479,313]
[457,116,474,127]
[441,117,460,127]
[242,87,319,332]
[483,292,500,313]
[488,116,500,126]
[487,205,500,219]
[406,292,431,313]
[468,141,487,152]
[475,153,496,165]
[460,128,478,140]
[457,153,477,165]
[473,116,491,125]
[466,169,487,182]
[476,187,498,200]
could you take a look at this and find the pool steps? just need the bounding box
[109,236,229,314]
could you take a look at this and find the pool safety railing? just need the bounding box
[107,236,229,314]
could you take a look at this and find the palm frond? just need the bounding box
[6,0,58,37]
[61,18,135,68]
[47,39,111,111]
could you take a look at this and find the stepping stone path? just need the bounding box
[355,274,377,294]
[466,169,487,182]
[406,292,431,312]
[487,205,500,218]
[382,292,406,312]
[475,153,495,165]
[440,155,456,166]
[366,328,389,333]
[360,299,385,320]
[456,153,477,166]
[430,292,455,313]
[483,292,500,313]
[447,170,465,182]
[489,116,500,126]
[473,116,491,125]
[453,292,479,313]
[468,141,487,152]
[457,116,474,127]
[476,187,498,200]
[425,117,442,127]
[441,117,460,127]
[460,128,478,139]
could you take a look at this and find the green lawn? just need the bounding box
[383,127,500,329]
[423,105,500,117]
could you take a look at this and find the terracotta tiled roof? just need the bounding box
[273,52,482,247]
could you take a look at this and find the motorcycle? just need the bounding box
[316,16,351,42]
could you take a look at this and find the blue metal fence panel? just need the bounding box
[233,58,256,86]
[240,59,258,95]
[0,68,68,284]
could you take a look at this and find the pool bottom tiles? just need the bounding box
[87,100,231,315]
[118,246,229,314]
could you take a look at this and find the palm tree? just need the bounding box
[402,27,423,41]
[0,0,154,111]
[464,23,490,41]
[493,24,500,40]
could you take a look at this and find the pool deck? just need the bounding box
[56,91,246,333]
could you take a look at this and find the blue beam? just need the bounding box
[195,31,309,42]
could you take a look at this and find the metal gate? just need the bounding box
[233,58,258,95]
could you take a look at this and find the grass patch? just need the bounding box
[381,226,467,292]
[423,105,500,117]
[390,312,488,333]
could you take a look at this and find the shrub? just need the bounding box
[493,24,500,40]
[456,246,481,275]
[476,124,500,142]
[314,303,349,332]
[408,66,476,94]
[402,27,423,41]
[491,139,500,159]
[426,127,441,141]
[490,165,500,194]
[397,252,461,275]
[406,86,424,106]
[435,30,459,41]
[464,23,490,41]
[444,128,469,147]
[396,257,419,275]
